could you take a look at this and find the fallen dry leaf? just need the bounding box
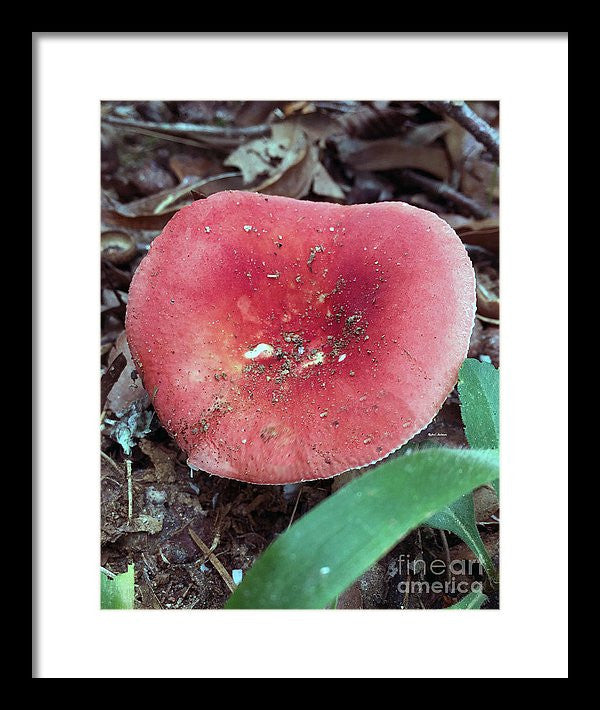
[456,218,499,254]
[334,136,451,181]
[348,171,395,204]
[282,101,315,117]
[101,352,126,410]
[475,264,500,321]
[473,485,499,522]
[311,161,345,201]
[235,100,282,126]
[137,438,179,483]
[403,121,450,146]
[102,173,245,230]
[339,104,415,139]
[128,513,163,535]
[224,122,308,184]
[461,159,499,204]
[293,111,344,143]
[257,142,318,199]
[168,154,222,181]
[106,332,149,416]
[101,230,137,265]
[231,119,346,199]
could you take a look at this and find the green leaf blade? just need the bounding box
[101,564,135,609]
[426,493,498,583]
[458,358,499,450]
[447,589,488,609]
[226,448,499,609]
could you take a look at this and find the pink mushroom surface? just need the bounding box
[126,191,475,484]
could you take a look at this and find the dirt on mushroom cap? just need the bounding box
[125,190,475,484]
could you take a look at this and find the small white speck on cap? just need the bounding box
[241,439,247,444]
[320,566,331,575]
[243,225,253,232]
[338,353,347,362]
[204,226,211,233]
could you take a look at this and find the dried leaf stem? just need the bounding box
[188,528,236,594]
[401,169,492,219]
[424,101,499,163]
[100,450,125,476]
[102,115,271,141]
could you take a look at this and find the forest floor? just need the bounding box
[100,99,499,609]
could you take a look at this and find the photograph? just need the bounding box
[34,33,568,679]
[100,99,500,611]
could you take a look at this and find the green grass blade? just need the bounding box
[101,564,135,609]
[426,493,498,583]
[226,448,499,609]
[447,589,488,609]
[458,358,499,450]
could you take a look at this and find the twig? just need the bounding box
[100,450,125,476]
[102,115,271,141]
[287,486,303,531]
[105,123,214,149]
[102,476,122,488]
[100,566,116,579]
[401,169,492,219]
[142,569,163,610]
[424,101,499,163]
[438,529,452,583]
[415,528,425,569]
[180,583,193,603]
[188,527,236,594]
[402,572,411,609]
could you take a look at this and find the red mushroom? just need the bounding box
[126,191,475,484]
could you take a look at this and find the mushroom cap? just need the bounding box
[126,191,475,484]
